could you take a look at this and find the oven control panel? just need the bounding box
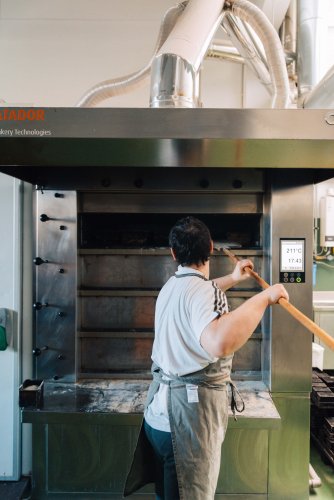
[279,238,305,283]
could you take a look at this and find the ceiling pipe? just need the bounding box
[150,0,225,108]
[77,0,291,109]
[296,0,329,101]
[207,40,244,64]
[224,0,290,108]
[154,0,226,73]
[221,13,272,95]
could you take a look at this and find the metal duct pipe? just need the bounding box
[221,13,272,94]
[150,53,201,108]
[302,64,334,109]
[207,40,244,64]
[155,0,226,72]
[225,0,290,108]
[297,0,329,99]
[76,3,186,107]
[150,0,225,108]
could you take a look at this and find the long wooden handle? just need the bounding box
[223,247,334,351]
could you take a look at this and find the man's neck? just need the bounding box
[187,261,210,279]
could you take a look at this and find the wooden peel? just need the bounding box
[223,247,334,351]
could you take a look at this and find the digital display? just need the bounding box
[280,239,305,272]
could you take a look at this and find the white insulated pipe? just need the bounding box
[156,0,226,73]
[226,0,290,108]
[150,0,226,107]
[297,0,329,98]
[221,13,272,94]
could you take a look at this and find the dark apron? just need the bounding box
[123,357,244,499]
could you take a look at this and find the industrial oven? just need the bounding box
[1,107,334,499]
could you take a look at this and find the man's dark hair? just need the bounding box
[169,216,212,266]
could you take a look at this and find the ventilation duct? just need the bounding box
[77,0,290,109]
[297,0,329,98]
[297,0,334,109]
[222,0,290,108]
[150,0,225,108]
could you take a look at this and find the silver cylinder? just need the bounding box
[297,0,329,98]
[150,53,201,108]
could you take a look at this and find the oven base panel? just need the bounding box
[22,385,309,499]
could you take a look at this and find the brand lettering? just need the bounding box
[0,109,45,121]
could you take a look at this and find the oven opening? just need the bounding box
[77,211,263,379]
[79,212,262,249]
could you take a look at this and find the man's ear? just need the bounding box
[210,240,214,254]
[170,248,177,261]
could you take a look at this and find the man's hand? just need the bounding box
[231,259,254,283]
[264,284,289,305]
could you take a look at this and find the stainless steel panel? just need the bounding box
[210,255,262,289]
[47,422,145,494]
[232,334,262,372]
[1,110,334,183]
[217,429,268,493]
[34,190,77,382]
[75,167,265,194]
[79,254,262,290]
[269,171,313,392]
[80,337,153,373]
[1,108,334,140]
[268,393,310,499]
[80,255,177,289]
[80,296,156,330]
[80,192,263,214]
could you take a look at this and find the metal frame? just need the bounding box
[0,109,333,188]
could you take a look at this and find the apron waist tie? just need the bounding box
[229,382,245,421]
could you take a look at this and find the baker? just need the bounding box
[124,216,289,500]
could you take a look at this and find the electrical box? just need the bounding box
[320,191,334,247]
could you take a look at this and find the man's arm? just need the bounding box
[200,284,289,357]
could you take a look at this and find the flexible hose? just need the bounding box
[76,3,186,107]
[225,0,290,108]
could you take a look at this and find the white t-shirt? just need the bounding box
[144,265,228,432]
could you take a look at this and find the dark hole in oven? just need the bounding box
[79,213,261,249]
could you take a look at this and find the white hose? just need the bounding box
[76,3,186,107]
[225,0,290,108]
[156,0,226,72]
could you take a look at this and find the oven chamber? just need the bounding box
[34,173,266,382]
